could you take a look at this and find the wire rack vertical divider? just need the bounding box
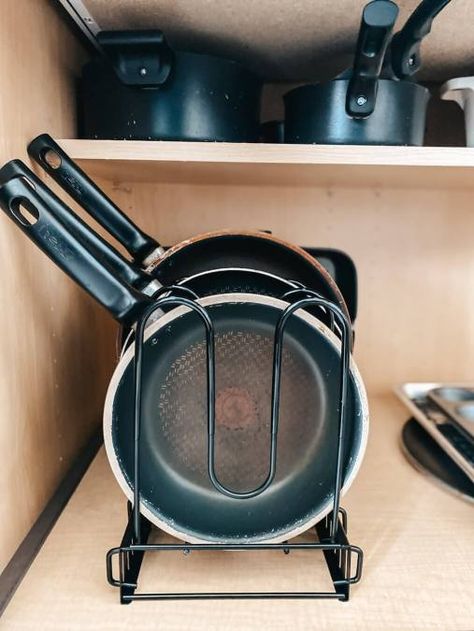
[106,289,364,603]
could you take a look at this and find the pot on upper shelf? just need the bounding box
[79,30,262,142]
[284,0,452,146]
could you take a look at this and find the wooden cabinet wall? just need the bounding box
[1,0,474,579]
[100,175,474,396]
[0,0,116,572]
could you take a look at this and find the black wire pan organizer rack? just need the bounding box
[106,288,364,604]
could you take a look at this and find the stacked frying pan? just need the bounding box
[0,135,368,543]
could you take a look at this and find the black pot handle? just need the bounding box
[346,0,399,118]
[390,0,452,79]
[28,134,163,266]
[97,29,173,87]
[0,160,159,296]
[0,174,150,325]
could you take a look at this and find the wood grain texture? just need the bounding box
[0,0,116,573]
[60,140,474,166]
[58,140,474,188]
[2,396,473,630]
[81,0,473,82]
[96,178,474,396]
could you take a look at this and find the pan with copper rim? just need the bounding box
[27,134,350,325]
[0,160,342,355]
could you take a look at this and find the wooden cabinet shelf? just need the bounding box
[58,140,474,189]
[3,396,474,629]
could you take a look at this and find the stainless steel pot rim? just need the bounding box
[103,293,369,544]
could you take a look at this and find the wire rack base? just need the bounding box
[106,504,363,604]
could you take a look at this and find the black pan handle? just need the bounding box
[346,0,399,118]
[0,175,150,325]
[0,160,160,296]
[27,134,163,266]
[390,0,452,79]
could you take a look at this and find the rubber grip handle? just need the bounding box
[0,175,150,325]
[390,0,452,79]
[0,160,156,293]
[346,0,399,118]
[27,134,161,264]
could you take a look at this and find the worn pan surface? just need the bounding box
[105,293,369,543]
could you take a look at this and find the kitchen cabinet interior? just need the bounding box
[0,0,473,627]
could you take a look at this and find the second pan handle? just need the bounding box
[346,0,399,118]
[0,176,151,326]
[0,160,160,296]
[390,0,452,79]
[27,134,163,266]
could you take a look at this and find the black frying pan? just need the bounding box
[26,134,351,324]
[0,159,345,353]
[0,174,368,543]
[104,292,368,543]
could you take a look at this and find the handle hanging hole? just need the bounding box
[43,149,62,170]
[11,199,39,227]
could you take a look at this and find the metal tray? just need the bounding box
[428,387,474,440]
[395,383,474,483]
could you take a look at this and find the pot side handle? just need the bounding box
[97,29,173,88]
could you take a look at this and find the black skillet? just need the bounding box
[26,134,352,324]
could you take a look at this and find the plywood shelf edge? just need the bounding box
[57,140,474,188]
[58,140,474,167]
[3,397,474,629]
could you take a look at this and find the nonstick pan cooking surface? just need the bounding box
[104,295,368,543]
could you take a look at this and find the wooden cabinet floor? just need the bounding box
[2,396,473,631]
